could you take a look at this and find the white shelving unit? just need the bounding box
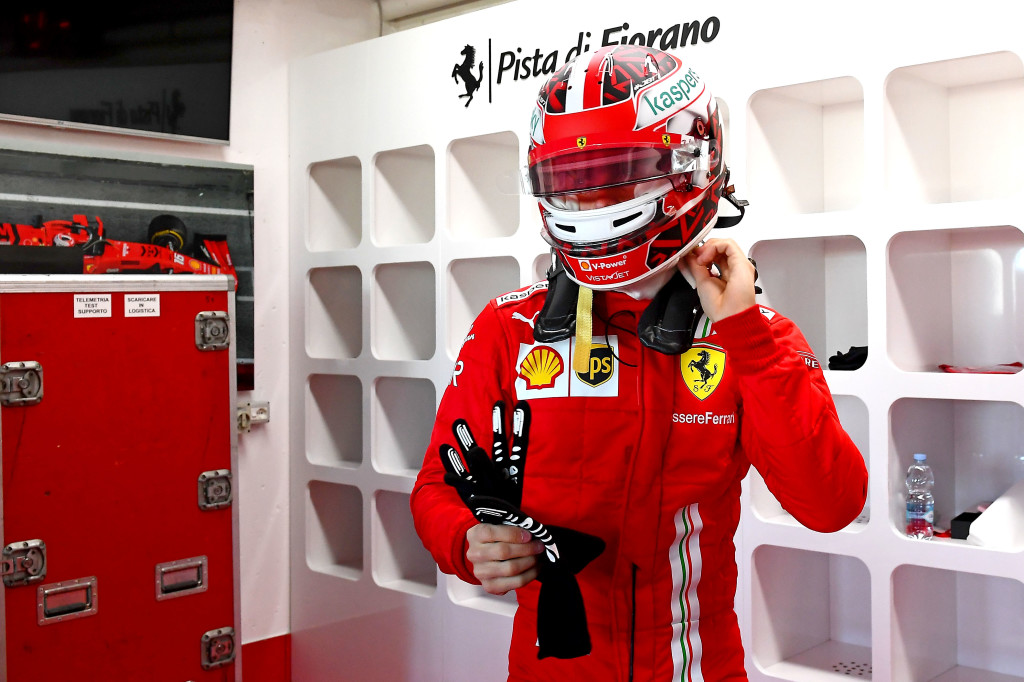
[288,2,1024,679]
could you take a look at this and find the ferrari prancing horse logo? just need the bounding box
[680,345,725,400]
[577,136,587,148]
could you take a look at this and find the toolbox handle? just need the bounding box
[37,577,98,625]
[156,556,208,600]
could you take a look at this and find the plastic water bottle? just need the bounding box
[905,453,935,539]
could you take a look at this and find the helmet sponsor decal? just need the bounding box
[514,337,620,400]
[635,68,705,130]
[530,106,545,144]
[680,344,725,400]
[519,346,565,390]
[564,245,649,288]
[577,255,627,276]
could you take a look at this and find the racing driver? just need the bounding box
[412,45,868,681]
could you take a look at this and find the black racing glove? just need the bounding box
[439,401,605,660]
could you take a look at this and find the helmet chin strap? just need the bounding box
[712,166,749,229]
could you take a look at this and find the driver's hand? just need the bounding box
[680,238,756,322]
[465,523,544,595]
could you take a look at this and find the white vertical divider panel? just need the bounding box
[290,2,1024,679]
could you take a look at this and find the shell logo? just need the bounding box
[518,346,565,389]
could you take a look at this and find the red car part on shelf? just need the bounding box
[0,214,238,289]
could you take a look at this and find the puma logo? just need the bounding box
[512,312,540,329]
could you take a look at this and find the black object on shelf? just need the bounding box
[828,345,868,370]
[951,511,983,540]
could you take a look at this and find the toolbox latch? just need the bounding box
[198,469,233,510]
[2,539,47,587]
[201,627,236,669]
[0,361,43,406]
[195,311,230,351]
[237,400,270,433]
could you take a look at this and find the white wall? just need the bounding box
[287,2,1024,680]
[0,0,380,644]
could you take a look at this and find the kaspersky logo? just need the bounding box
[637,67,703,127]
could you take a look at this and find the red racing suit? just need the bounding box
[411,281,868,681]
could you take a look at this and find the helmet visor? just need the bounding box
[529,146,671,196]
[526,140,708,197]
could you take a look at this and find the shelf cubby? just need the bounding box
[448,131,520,240]
[306,266,363,359]
[887,225,1024,373]
[372,377,436,476]
[889,398,1024,547]
[306,374,363,467]
[892,565,1024,681]
[446,256,520,357]
[447,576,518,617]
[531,251,550,284]
[373,144,435,245]
[308,156,362,251]
[307,480,363,580]
[372,261,436,361]
[716,98,731,166]
[752,546,871,680]
[747,76,864,214]
[885,51,1024,205]
[372,490,437,596]
[750,235,867,366]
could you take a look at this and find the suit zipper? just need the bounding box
[629,563,637,682]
